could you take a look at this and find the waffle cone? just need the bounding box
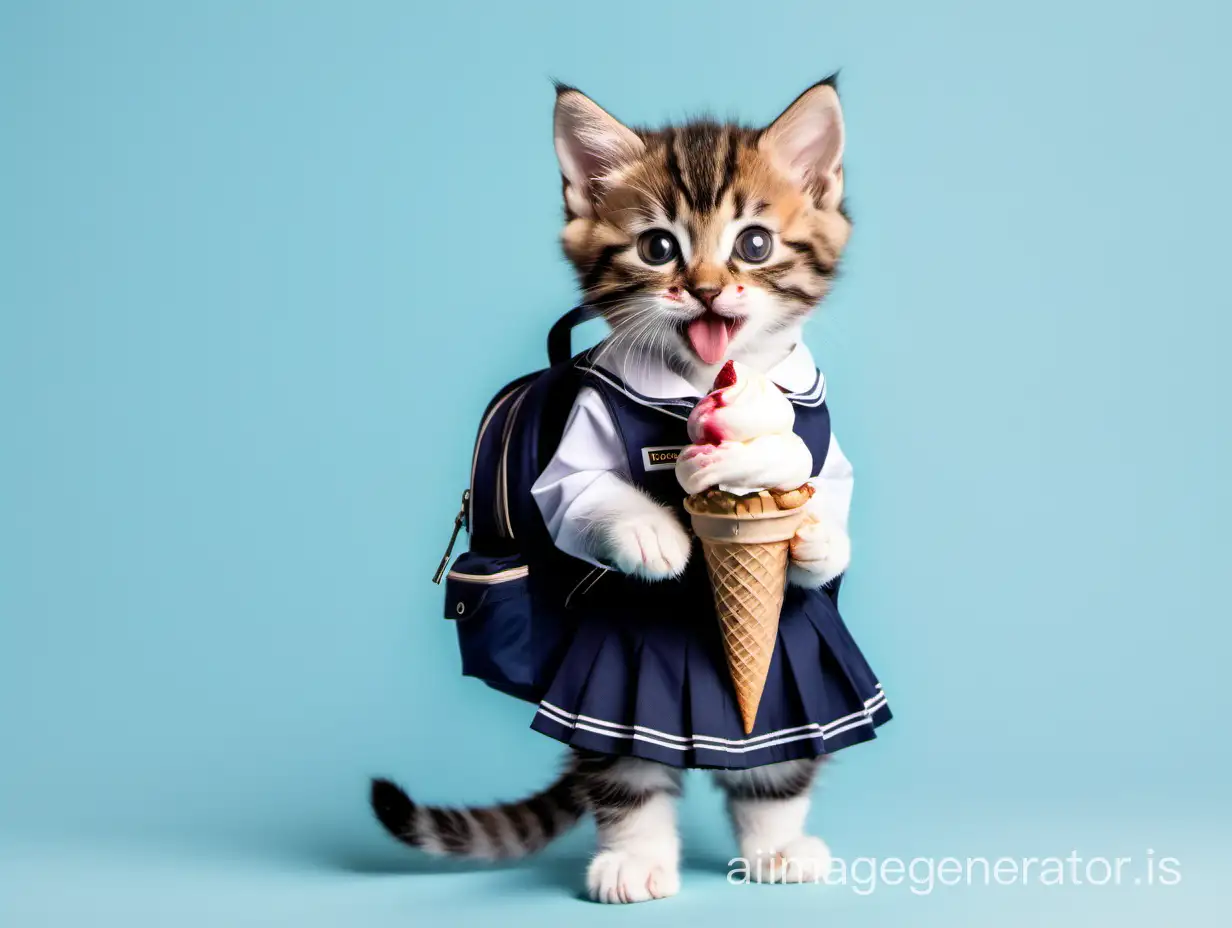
[684,492,811,734]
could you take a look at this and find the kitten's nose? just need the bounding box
[690,285,721,310]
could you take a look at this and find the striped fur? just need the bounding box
[370,751,820,864]
[370,764,582,861]
[554,77,852,385]
[370,750,686,862]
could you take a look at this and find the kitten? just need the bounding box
[373,77,853,902]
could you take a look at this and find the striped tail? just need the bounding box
[370,768,583,860]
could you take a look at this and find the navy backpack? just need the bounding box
[432,306,605,703]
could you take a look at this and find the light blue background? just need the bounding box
[3,1,1229,925]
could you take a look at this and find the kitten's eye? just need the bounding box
[637,230,679,266]
[733,226,773,263]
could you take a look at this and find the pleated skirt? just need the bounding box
[529,573,891,770]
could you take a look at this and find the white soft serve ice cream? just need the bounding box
[675,361,814,496]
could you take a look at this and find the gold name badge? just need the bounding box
[641,446,684,471]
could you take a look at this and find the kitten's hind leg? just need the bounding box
[712,758,832,884]
[575,752,683,903]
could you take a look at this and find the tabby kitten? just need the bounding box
[373,77,853,902]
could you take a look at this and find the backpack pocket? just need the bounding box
[444,552,540,700]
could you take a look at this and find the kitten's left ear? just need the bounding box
[554,85,645,219]
[759,78,845,210]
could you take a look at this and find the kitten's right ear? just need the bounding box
[553,85,644,219]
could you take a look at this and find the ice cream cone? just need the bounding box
[684,489,812,734]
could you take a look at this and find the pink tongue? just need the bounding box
[686,314,730,365]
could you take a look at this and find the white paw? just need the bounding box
[601,507,691,581]
[748,835,833,884]
[788,519,850,588]
[587,850,681,903]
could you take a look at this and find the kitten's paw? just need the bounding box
[601,507,691,581]
[788,519,850,588]
[747,835,833,884]
[587,850,681,903]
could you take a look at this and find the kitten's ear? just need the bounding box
[759,79,845,209]
[554,86,645,219]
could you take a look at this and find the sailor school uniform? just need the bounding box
[528,341,891,769]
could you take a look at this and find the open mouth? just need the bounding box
[682,311,743,365]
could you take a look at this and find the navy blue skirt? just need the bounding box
[529,568,891,770]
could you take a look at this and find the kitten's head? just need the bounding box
[554,78,850,380]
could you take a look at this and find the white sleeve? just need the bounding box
[808,433,854,534]
[530,387,630,568]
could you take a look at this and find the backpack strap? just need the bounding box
[547,305,601,366]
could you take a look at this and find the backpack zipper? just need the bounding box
[432,489,470,584]
[468,384,525,532]
[494,384,531,539]
[437,379,528,585]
